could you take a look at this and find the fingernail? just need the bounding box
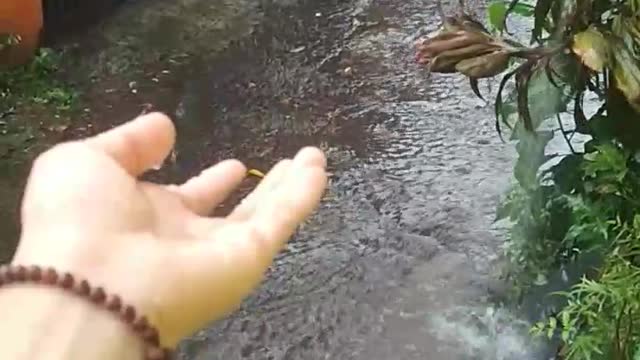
[293,147,326,168]
[151,162,163,171]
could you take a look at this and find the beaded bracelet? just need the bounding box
[0,265,173,360]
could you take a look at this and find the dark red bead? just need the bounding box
[14,265,27,281]
[27,266,42,281]
[106,294,122,312]
[121,305,136,323]
[74,279,90,295]
[132,316,149,332]
[41,268,58,285]
[2,264,171,358]
[89,287,106,303]
[142,327,159,345]
[59,273,74,289]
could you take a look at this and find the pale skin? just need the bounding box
[0,112,328,359]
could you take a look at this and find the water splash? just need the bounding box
[428,305,545,360]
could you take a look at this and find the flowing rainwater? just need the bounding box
[160,0,554,359]
[1,0,565,358]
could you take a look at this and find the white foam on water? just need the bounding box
[428,305,546,360]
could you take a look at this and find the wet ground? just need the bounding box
[2,0,554,358]
[161,0,549,359]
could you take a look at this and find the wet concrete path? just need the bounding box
[0,0,548,358]
[159,0,544,359]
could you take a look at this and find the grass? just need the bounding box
[1,48,77,114]
[0,48,78,163]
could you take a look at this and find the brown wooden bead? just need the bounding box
[132,315,149,332]
[74,279,90,295]
[0,265,173,359]
[41,268,58,285]
[89,286,106,303]
[120,304,136,323]
[106,294,122,312]
[142,326,160,345]
[14,265,27,281]
[27,266,42,281]
[58,272,74,289]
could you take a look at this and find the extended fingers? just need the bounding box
[226,159,292,221]
[176,159,247,216]
[250,149,327,258]
[85,113,176,177]
[228,147,327,221]
[291,146,328,169]
[185,148,326,292]
[166,147,327,341]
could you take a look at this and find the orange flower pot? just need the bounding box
[0,0,43,66]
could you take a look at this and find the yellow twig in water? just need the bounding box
[248,169,265,178]
[247,168,335,202]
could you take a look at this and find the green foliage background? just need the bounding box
[481,0,640,358]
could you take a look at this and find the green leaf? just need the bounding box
[634,342,640,360]
[487,1,535,32]
[572,26,610,73]
[610,34,640,113]
[528,62,573,121]
[511,3,535,17]
[588,114,616,141]
[550,154,583,194]
[546,316,556,338]
[583,144,628,178]
[488,2,508,31]
[530,321,546,336]
[507,54,577,139]
[514,130,554,188]
[495,66,520,139]
[561,310,571,327]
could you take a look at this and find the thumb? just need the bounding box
[85,112,176,177]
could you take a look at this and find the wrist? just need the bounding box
[0,284,144,360]
[11,234,165,344]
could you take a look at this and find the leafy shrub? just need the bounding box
[417,0,640,358]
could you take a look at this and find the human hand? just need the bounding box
[11,113,328,347]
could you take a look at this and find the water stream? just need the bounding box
[158,0,551,359]
[1,0,561,358]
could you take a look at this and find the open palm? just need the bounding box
[12,113,328,347]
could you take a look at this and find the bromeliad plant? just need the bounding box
[417,0,640,358]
